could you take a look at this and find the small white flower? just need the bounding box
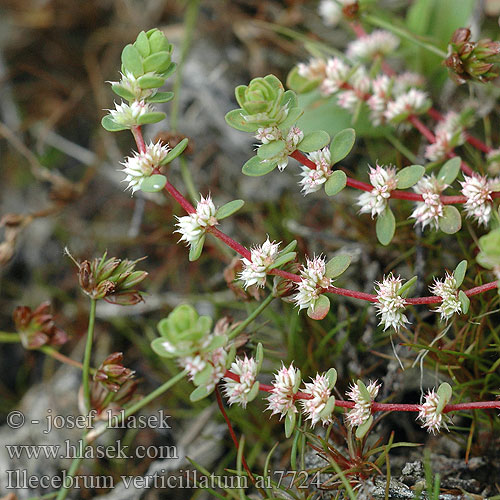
[337,67,370,112]
[223,355,258,408]
[346,30,399,61]
[109,71,159,101]
[260,127,304,172]
[266,363,300,419]
[374,274,410,331]
[293,255,332,311]
[298,148,332,195]
[300,373,333,426]
[297,58,327,81]
[345,380,380,428]
[179,345,227,392]
[357,164,397,217]
[429,272,462,321]
[255,126,282,144]
[367,75,392,125]
[410,175,447,230]
[384,89,430,124]
[460,174,493,226]
[417,389,451,434]
[109,100,153,127]
[318,0,341,26]
[175,194,218,249]
[320,57,351,96]
[120,141,170,193]
[240,238,281,289]
[393,72,425,94]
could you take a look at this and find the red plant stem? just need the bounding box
[224,370,500,413]
[215,385,258,487]
[131,126,146,154]
[129,123,499,309]
[408,115,436,143]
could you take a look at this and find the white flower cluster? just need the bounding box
[374,273,409,331]
[357,163,398,217]
[430,272,462,321]
[318,0,357,27]
[411,175,447,230]
[299,148,332,195]
[300,373,334,426]
[417,389,451,434]
[109,71,158,101]
[384,88,430,125]
[425,112,466,161]
[120,141,170,193]
[296,55,429,127]
[255,127,304,171]
[266,363,300,419]
[345,380,381,427]
[240,238,281,289]
[223,355,258,408]
[175,195,218,249]
[346,30,399,61]
[109,100,153,127]
[460,174,494,226]
[293,255,332,311]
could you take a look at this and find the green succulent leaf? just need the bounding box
[101,115,129,132]
[307,295,330,320]
[324,170,347,196]
[297,130,330,153]
[121,44,144,77]
[137,75,165,89]
[326,368,337,388]
[224,109,259,132]
[355,415,373,439]
[134,31,151,57]
[247,382,260,403]
[438,157,461,185]
[189,235,205,262]
[436,382,453,414]
[458,290,470,313]
[136,111,166,125]
[439,206,462,234]
[193,364,214,386]
[330,128,356,165]
[161,138,189,165]
[257,140,286,160]
[453,260,467,287]
[285,410,296,438]
[357,380,371,402]
[255,343,264,372]
[215,200,245,220]
[268,252,296,270]
[150,337,175,358]
[280,240,297,254]
[319,396,336,419]
[396,165,425,189]
[111,84,136,101]
[146,91,175,103]
[325,254,351,278]
[190,385,212,402]
[140,174,167,192]
[142,51,171,73]
[278,107,304,132]
[376,208,396,246]
[242,156,278,176]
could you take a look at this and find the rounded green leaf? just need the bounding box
[257,140,286,160]
[376,208,396,246]
[142,51,171,73]
[398,276,418,298]
[161,138,189,165]
[436,382,453,414]
[137,75,165,89]
[190,385,212,402]
[136,111,166,125]
[395,165,425,189]
[458,290,470,313]
[324,170,347,196]
[134,31,151,57]
[278,107,304,132]
[140,174,167,193]
[453,260,467,287]
[268,252,296,270]
[150,337,175,358]
[355,415,373,439]
[216,200,245,219]
[101,115,129,132]
[111,84,136,101]
[326,368,337,388]
[242,156,277,176]
[247,381,260,403]
[121,44,144,78]
[189,235,205,262]
[438,157,461,185]
[307,295,330,320]
[325,254,351,278]
[330,128,355,165]
[147,91,174,103]
[284,410,296,438]
[224,109,259,132]
[297,130,330,153]
[439,206,462,234]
